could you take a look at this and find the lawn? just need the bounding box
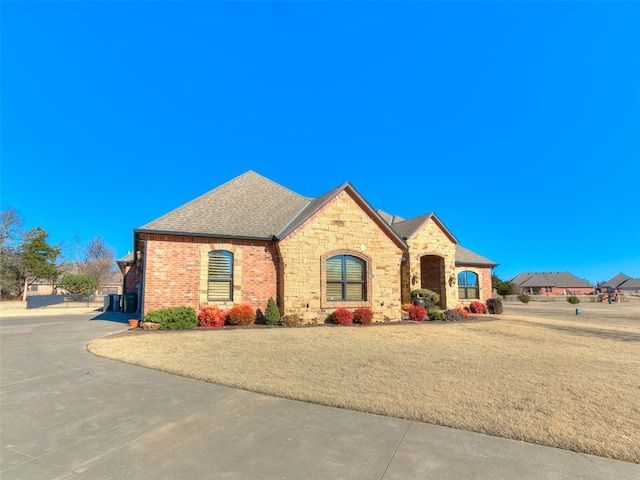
[88,300,640,463]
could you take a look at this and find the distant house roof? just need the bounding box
[136,171,310,240]
[455,245,498,267]
[511,272,592,288]
[618,278,640,290]
[602,273,632,288]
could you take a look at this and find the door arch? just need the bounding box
[420,255,446,309]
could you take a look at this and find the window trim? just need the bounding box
[458,270,479,300]
[320,251,372,308]
[207,250,233,302]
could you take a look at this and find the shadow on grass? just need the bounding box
[521,319,640,343]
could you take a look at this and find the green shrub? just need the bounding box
[59,273,98,295]
[567,295,580,304]
[517,294,530,304]
[264,297,281,325]
[281,313,302,327]
[428,309,444,321]
[486,298,503,314]
[410,289,440,309]
[145,306,197,330]
[227,304,256,325]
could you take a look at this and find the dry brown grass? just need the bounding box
[88,301,640,463]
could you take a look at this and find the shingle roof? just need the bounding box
[389,213,458,243]
[376,210,405,225]
[137,171,310,239]
[511,272,592,288]
[602,273,632,288]
[619,278,640,289]
[455,245,498,267]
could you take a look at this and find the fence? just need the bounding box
[26,294,98,309]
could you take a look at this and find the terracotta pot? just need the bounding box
[128,319,139,328]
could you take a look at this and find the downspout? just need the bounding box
[137,239,147,318]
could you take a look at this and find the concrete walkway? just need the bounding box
[1,312,638,479]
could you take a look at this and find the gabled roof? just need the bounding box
[277,182,407,249]
[602,273,632,288]
[388,213,458,244]
[455,245,498,267]
[511,272,592,288]
[376,209,405,225]
[619,278,640,289]
[136,171,310,240]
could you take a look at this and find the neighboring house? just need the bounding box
[601,273,640,296]
[511,272,593,296]
[125,171,497,321]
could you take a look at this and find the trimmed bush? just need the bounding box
[567,295,580,304]
[455,306,470,319]
[353,307,373,324]
[198,306,226,328]
[486,298,504,314]
[518,294,531,304]
[281,313,302,327]
[333,308,354,325]
[443,309,465,322]
[469,301,487,314]
[428,309,444,321]
[145,306,198,330]
[264,297,281,325]
[410,289,440,309]
[227,304,256,325]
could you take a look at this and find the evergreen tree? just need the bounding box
[19,228,60,301]
[264,297,281,325]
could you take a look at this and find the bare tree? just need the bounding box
[80,236,116,291]
[0,208,24,298]
[0,207,23,249]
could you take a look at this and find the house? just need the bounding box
[511,271,593,296]
[601,273,640,296]
[125,171,497,321]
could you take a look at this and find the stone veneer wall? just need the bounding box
[277,191,404,322]
[405,218,457,310]
[139,233,278,315]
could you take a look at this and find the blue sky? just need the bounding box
[2,1,639,284]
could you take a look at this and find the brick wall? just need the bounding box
[138,233,278,315]
[277,190,404,322]
[454,266,493,304]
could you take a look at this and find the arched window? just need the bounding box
[208,251,233,301]
[326,255,366,301]
[458,270,479,299]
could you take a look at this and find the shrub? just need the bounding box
[353,307,373,324]
[486,298,504,314]
[518,294,531,304]
[264,297,281,325]
[145,306,198,330]
[410,289,440,309]
[333,308,354,325]
[405,304,427,322]
[59,273,98,295]
[469,301,487,314]
[227,304,256,325]
[198,306,227,328]
[281,313,302,327]
[567,295,580,304]
[443,309,465,322]
[428,309,444,321]
[455,306,470,319]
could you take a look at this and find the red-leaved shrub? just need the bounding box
[455,306,470,319]
[333,308,354,325]
[227,304,256,325]
[469,301,487,314]
[353,307,373,324]
[406,305,427,322]
[198,306,227,328]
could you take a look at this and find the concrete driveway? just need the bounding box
[1,311,638,479]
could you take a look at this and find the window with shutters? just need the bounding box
[326,255,366,302]
[208,250,233,302]
[457,270,479,299]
